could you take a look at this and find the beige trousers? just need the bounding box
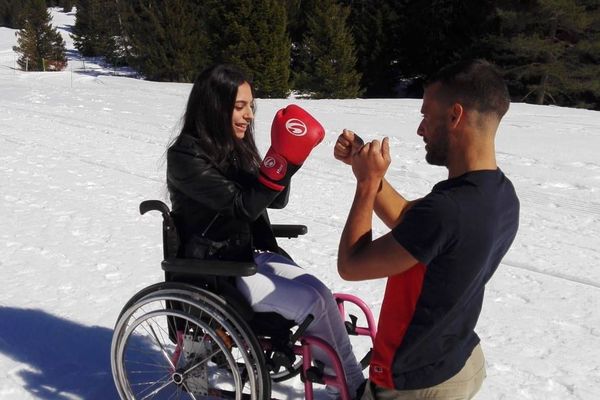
[361,344,486,400]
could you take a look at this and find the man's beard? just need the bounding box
[424,126,449,166]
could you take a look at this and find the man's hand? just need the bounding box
[334,129,364,165]
[351,137,391,186]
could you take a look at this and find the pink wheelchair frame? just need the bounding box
[129,200,378,399]
[299,293,377,400]
[167,293,376,400]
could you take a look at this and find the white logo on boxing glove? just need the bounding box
[263,156,276,168]
[285,118,307,136]
[262,154,285,175]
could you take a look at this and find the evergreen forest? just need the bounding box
[3,0,600,109]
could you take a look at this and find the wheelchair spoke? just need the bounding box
[123,358,172,370]
[145,321,176,370]
[112,288,271,400]
[138,377,174,400]
[129,370,173,398]
[183,347,223,376]
[181,384,197,400]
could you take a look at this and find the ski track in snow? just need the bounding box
[1,7,599,400]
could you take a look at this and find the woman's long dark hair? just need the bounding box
[177,64,261,172]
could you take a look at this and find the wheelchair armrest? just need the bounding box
[140,200,179,259]
[161,258,257,277]
[271,224,307,238]
[140,200,171,217]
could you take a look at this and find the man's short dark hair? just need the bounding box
[426,59,510,120]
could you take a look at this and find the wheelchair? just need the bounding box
[110,200,377,400]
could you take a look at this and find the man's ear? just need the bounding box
[449,103,463,129]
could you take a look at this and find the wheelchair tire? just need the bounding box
[111,283,270,400]
[269,357,302,383]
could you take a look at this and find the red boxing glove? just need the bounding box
[259,104,325,191]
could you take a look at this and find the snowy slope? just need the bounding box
[0,8,599,400]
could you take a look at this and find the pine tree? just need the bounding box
[73,0,109,57]
[489,0,599,108]
[121,0,209,82]
[345,0,405,98]
[0,0,28,28]
[394,1,498,80]
[71,0,127,65]
[1,0,67,28]
[59,0,75,12]
[295,0,362,98]
[14,0,67,71]
[285,0,315,76]
[574,0,600,109]
[285,0,314,45]
[207,0,291,98]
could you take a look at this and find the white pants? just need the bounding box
[236,251,364,395]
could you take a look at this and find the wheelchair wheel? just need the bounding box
[111,283,270,399]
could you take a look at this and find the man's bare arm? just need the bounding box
[337,138,419,281]
[374,178,415,229]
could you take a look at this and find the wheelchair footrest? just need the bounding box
[303,360,326,384]
[345,314,359,335]
[266,350,296,374]
[359,348,373,370]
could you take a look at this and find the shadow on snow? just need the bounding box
[0,307,119,399]
[0,307,322,399]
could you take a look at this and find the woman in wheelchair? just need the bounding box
[165,64,364,397]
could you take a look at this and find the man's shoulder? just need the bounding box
[411,189,460,218]
[434,169,517,204]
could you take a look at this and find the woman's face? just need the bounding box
[232,82,254,139]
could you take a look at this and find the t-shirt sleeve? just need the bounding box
[392,192,457,265]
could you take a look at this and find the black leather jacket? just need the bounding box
[167,133,289,261]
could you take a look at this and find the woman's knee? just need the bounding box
[296,273,335,302]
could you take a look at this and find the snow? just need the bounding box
[1,8,599,400]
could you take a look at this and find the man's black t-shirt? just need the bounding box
[371,169,519,390]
